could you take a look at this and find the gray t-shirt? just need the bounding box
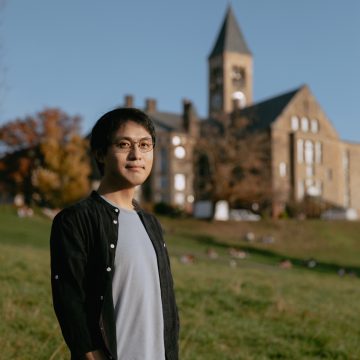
[108,202,165,360]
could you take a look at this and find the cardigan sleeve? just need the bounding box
[50,209,97,357]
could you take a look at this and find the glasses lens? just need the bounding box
[139,140,153,152]
[113,139,154,153]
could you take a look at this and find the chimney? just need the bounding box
[183,99,192,132]
[124,95,134,108]
[145,98,157,113]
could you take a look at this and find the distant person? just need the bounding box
[50,108,179,360]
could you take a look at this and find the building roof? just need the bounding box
[148,111,184,132]
[236,86,302,131]
[209,6,251,58]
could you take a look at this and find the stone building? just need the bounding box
[119,95,199,213]
[119,6,360,217]
[202,6,360,217]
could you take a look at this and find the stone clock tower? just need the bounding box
[208,6,253,118]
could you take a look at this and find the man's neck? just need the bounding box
[97,182,136,210]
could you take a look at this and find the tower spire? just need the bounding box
[209,5,251,59]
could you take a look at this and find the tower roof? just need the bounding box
[209,6,251,58]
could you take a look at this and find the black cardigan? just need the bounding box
[50,191,179,360]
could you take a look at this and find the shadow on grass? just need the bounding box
[189,234,360,277]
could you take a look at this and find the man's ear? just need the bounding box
[94,150,105,163]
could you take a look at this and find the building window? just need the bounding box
[311,119,319,133]
[172,136,181,146]
[291,116,299,131]
[316,180,323,195]
[305,140,314,164]
[301,117,309,132]
[279,162,287,177]
[174,193,185,206]
[232,66,245,88]
[174,146,186,159]
[160,147,168,173]
[174,174,186,191]
[315,141,322,164]
[297,139,304,163]
[298,180,304,200]
[306,165,314,178]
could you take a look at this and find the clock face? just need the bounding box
[232,91,246,108]
[174,146,186,159]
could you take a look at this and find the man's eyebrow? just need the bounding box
[113,136,152,141]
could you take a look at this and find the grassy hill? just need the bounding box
[1,206,360,359]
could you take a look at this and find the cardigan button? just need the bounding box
[114,208,119,213]
[113,219,118,224]
[106,267,111,272]
[110,243,115,249]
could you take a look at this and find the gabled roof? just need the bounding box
[236,87,302,131]
[148,111,184,132]
[209,6,251,58]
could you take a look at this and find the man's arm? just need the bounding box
[50,210,97,358]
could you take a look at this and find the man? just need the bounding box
[50,108,179,360]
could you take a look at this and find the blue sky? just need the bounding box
[1,0,359,141]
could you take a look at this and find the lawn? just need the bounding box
[1,206,360,359]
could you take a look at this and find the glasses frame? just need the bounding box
[111,137,155,153]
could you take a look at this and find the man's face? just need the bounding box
[101,120,154,188]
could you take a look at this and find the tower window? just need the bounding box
[232,66,245,88]
[210,67,223,89]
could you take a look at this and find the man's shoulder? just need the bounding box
[53,193,98,223]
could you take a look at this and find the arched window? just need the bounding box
[305,140,314,164]
[291,116,299,131]
[301,117,309,132]
[311,119,319,133]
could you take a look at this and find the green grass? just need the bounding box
[1,206,360,359]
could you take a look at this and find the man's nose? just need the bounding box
[127,144,142,159]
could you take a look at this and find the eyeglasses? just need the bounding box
[112,137,155,153]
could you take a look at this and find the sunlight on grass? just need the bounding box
[1,207,360,359]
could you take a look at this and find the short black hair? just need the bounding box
[90,107,156,176]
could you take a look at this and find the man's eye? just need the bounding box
[117,141,131,149]
[139,141,152,150]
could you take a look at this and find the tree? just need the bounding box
[0,108,91,208]
[195,112,272,211]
